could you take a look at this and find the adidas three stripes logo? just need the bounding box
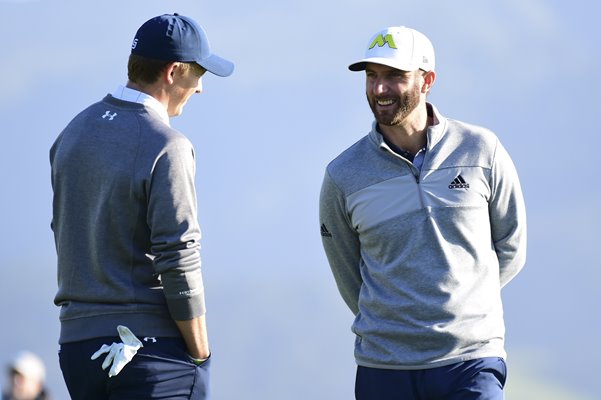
[448,174,470,189]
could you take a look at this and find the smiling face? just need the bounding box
[365,63,424,127]
[167,62,207,117]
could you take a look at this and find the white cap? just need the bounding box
[9,351,45,383]
[349,26,435,72]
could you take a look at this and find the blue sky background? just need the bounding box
[1,0,599,399]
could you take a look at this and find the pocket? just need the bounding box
[190,357,211,398]
[480,357,507,388]
[495,357,507,387]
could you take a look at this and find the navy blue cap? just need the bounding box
[131,13,234,77]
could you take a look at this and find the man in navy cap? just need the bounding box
[50,14,233,399]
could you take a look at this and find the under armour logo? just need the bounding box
[131,38,138,50]
[102,111,117,121]
[143,337,157,343]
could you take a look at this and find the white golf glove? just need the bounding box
[91,325,144,377]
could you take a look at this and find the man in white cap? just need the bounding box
[2,351,49,400]
[50,13,233,399]
[319,26,526,399]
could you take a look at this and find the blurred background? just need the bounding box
[1,0,599,399]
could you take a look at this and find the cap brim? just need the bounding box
[348,57,417,72]
[198,54,234,77]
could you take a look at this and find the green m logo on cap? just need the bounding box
[369,34,397,50]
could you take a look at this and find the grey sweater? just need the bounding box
[319,104,526,369]
[50,95,205,344]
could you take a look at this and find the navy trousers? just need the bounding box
[59,336,210,400]
[355,357,507,400]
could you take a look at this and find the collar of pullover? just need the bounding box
[370,102,447,152]
[111,85,170,126]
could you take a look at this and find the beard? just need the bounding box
[367,82,421,126]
